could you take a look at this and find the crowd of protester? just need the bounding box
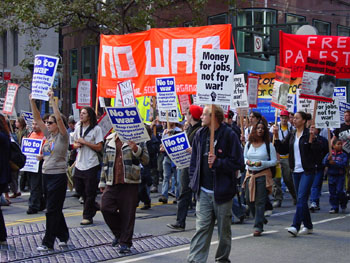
[0,98,349,260]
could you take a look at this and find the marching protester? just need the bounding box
[269,110,296,208]
[99,132,149,253]
[187,105,243,263]
[309,128,328,212]
[158,122,182,204]
[72,107,103,225]
[333,109,350,200]
[273,111,320,236]
[0,114,11,244]
[243,118,277,236]
[138,125,159,210]
[323,139,348,213]
[26,120,46,214]
[16,117,30,194]
[167,105,203,231]
[30,91,69,251]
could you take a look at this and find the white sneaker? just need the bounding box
[299,227,313,235]
[287,227,298,237]
[37,245,52,251]
[58,241,68,247]
[79,197,84,204]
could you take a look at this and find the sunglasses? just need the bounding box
[45,121,55,125]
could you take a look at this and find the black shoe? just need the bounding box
[27,208,38,215]
[166,223,185,231]
[112,237,119,247]
[158,196,168,204]
[140,204,151,210]
[118,244,131,253]
[173,200,177,204]
[72,193,80,198]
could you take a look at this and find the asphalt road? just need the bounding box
[2,182,349,263]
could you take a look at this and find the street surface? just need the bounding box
[1,182,349,263]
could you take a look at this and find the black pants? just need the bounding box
[175,168,192,227]
[42,173,69,248]
[101,184,138,247]
[0,184,7,241]
[28,161,45,211]
[74,165,99,220]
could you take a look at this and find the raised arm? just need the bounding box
[29,94,47,134]
[49,90,67,136]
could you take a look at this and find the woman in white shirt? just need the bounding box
[243,119,277,236]
[273,111,319,237]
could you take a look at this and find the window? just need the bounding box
[208,13,228,25]
[12,30,18,66]
[82,46,91,74]
[338,25,350,36]
[2,31,7,68]
[237,9,277,53]
[69,49,78,75]
[286,14,306,34]
[313,20,331,35]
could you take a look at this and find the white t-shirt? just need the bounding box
[73,123,104,171]
[293,132,304,173]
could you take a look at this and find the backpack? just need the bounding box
[247,141,276,178]
[9,141,27,171]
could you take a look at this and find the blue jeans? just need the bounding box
[328,175,348,210]
[188,190,232,263]
[292,172,315,231]
[310,168,324,205]
[161,156,177,199]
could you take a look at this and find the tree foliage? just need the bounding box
[0,0,214,71]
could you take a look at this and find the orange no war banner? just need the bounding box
[97,24,232,98]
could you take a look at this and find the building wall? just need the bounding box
[0,27,59,116]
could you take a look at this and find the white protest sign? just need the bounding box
[20,138,43,173]
[178,95,191,115]
[72,103,80,122]
[271,80,289,110]
[315,98,340,129]
[118,80,136,106]
[339,101,350,123]
[286,94,295,113]
[3,83,19,115]
[76,79,92,108]
[247,76,259,108]
[31,54,59,101]
[99,97,106,108]
[156,77,177,110]
[338,129,350,153]
[301,71,335,102]
[105,106,150,143]
[161,132,191,169]
[115,87,123,106]
[159,108,180,123]
[21,111,34,130]
[97,112,113,139]
[196,49,234,106]
[334,87,346,102]
[231,74,248,108]
[297,89,314,114]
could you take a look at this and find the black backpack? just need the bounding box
[247,141,276,178]
[9,141,27,171]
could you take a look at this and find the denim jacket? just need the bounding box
[98,133,149,187]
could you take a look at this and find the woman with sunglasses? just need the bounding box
[30,91,69,251]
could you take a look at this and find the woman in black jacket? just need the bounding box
[0,114,11,244]
[273,111,319,237]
